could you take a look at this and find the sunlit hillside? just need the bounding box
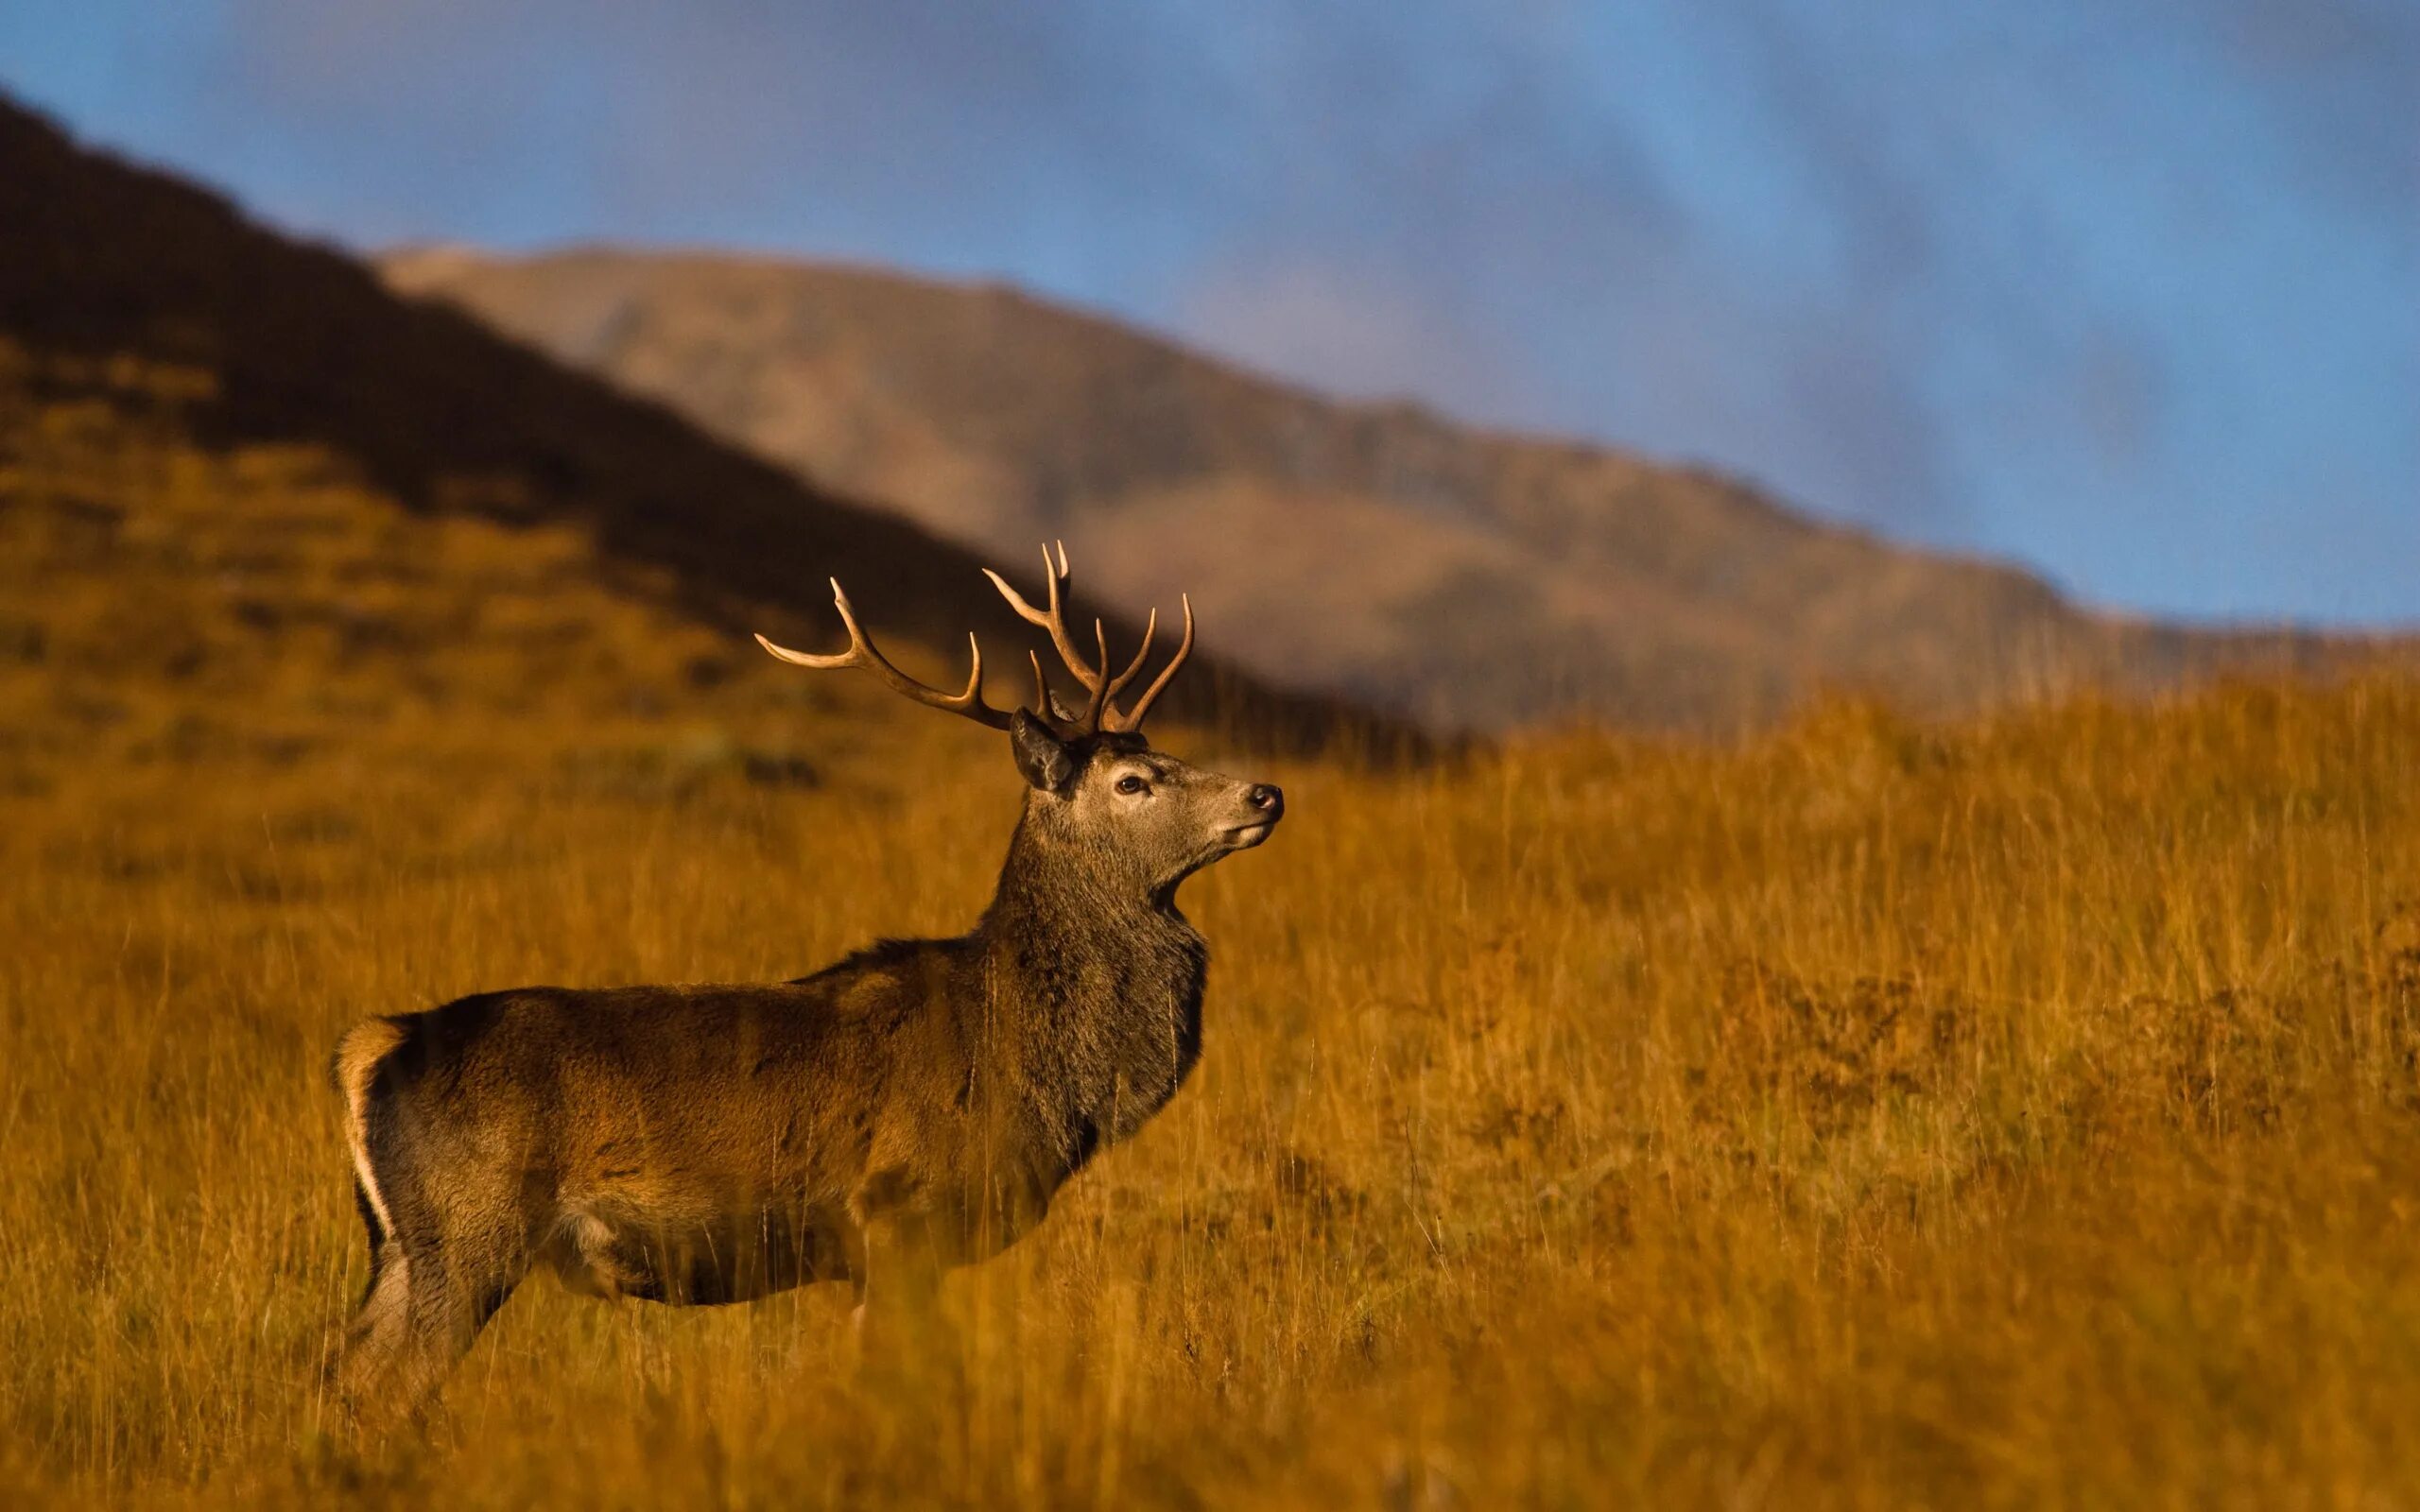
[7,575,2420,1504]
[0,338,841,792]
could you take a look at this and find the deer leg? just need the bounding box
[850,1206,960,1394]
[851,1226,940,1349]
[336,1189,532,1437]
[331,1236,412,1434]
[384,1228,528,1430]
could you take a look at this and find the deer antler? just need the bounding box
[983,542,1194,733]
[757,551,1195,737]
[754,578,1016,731]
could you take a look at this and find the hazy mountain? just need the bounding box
[0,97,1360,760]
[382,247,2343,733]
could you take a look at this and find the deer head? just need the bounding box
[753,544,1282,893]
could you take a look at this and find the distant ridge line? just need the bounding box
[380,242,2379,731]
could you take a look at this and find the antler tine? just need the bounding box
[983,541,1118,726]
[1105,593,1193,731]
[1028,649,1080,725]
[1101,607,1157,707]
[754,578,1014,731]
[982,553,1098,686]
[1080,618,1114,729]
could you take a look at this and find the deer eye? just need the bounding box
[1115,774,1149,796]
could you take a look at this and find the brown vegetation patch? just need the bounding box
[1700,964,1973,1134]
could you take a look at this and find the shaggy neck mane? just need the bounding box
[975,815,1208,1170]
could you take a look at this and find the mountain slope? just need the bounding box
[0,98,1361,768]
[381,247,2342,732]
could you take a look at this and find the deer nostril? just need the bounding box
[1247,784,1282,813]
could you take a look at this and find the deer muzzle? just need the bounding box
[1221,783,1284,850]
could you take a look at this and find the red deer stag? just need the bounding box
[328,545,1281,1431]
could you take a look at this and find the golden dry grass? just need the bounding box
[9,346,2420,1508]
[7,668,2420,1507]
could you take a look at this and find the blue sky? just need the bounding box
[3,1,2412,625]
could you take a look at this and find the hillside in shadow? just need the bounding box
[0,97,1380,757]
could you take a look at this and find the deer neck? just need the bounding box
[976,825,1208,1164]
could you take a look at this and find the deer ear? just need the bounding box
[1010,709,1075,792]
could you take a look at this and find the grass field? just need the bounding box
[7,647,2420,1506]
[7,340,2420,1508]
